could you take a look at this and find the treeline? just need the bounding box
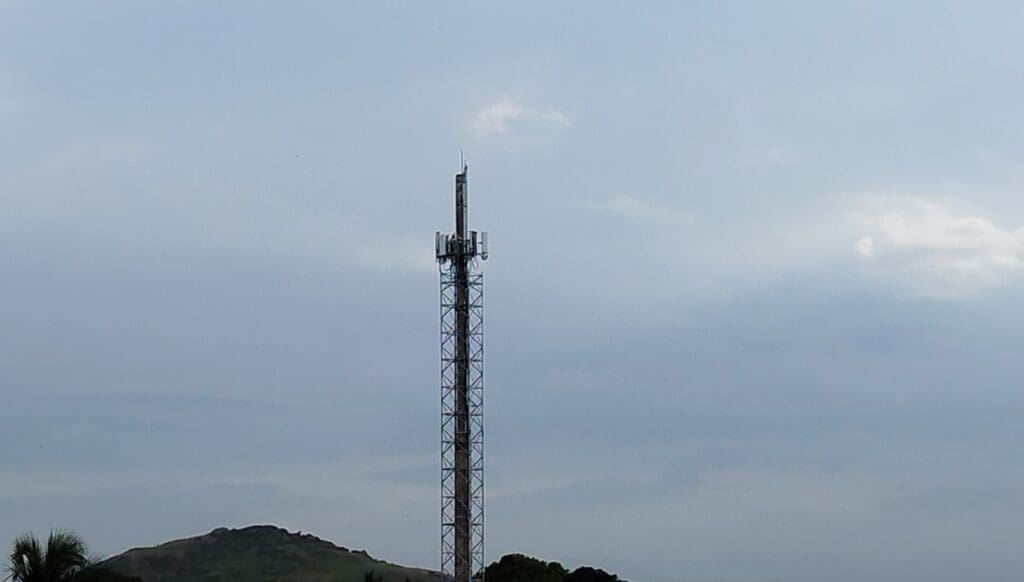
[484,554,625,582]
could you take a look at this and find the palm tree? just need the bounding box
[7,530,88,582]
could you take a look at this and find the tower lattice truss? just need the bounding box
[440,264,484,580]
[437,162,487,582]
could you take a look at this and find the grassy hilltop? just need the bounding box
[100,526,440,582]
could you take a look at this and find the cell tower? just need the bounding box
[436,160,488,582]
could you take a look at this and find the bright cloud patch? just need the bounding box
[472,98,569,138]
[854,198,1024,297]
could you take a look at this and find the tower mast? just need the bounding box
[437,161,488,582]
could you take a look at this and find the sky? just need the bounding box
[2,2,1024,581]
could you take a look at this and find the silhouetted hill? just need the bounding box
[77,567,144,582]
[98,525,628,582]
[100,525,441,582]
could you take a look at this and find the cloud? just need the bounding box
[587,191,1024,302]
[340,226,437,273]
[0,136,434,275]
[582,192,1024,302]
[599,195,694,229]
[471,98,569,138]
[853,197,1024,297]
[855,236,875,257]
[200,213,437,275]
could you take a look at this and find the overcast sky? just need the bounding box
[3,2,1024,581]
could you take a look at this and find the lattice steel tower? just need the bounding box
[436,161,488,582]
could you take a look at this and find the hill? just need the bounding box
[100,525,442,582]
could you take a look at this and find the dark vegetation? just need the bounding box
[74,569,141,582]
[483,554,625,582]
[6,530,141,582]
[7,528,626,582]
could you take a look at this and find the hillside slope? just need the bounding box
[101,525,441,582]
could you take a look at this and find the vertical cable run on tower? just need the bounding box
[437,162,487,582]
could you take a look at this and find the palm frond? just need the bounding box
[8,530,89,582]
[43,530,87,581]
[9,533,44,582]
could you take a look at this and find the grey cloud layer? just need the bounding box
[2,3,1024,582]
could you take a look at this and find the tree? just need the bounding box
[483,554,568,582]
[565,566,620,582]
[8,530,88,582]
